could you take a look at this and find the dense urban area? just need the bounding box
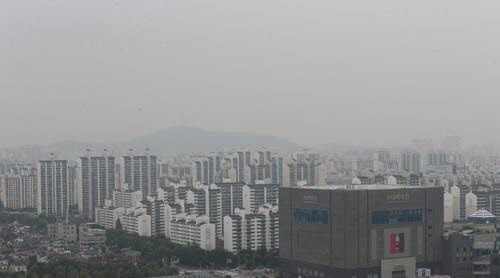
[1,136,500,277]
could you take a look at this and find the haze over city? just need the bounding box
[2,0,500,148]
[4,1,500,278]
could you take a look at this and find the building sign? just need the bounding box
[386,192,410,203]
[303,195,319,205]
[293,208,328,224]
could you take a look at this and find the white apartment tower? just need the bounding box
[112,185,142,208]
[170,214,216,250]
[37,159,70,218]
[443,192,453,223]
[79,155,116,220]
[465,191,478,218]
[121,155,158,199]
[224,205,279,253]
[3,174,37,210]
[400,151,421,173]
[242,183,279,212]
[450,185,461,221]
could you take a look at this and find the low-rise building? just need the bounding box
[79,223,106,247]
[95,206,124,230]
[441,233,473,278]
[47,223,78,243]
[170,214,216,251]
[119,207,151,237]
[112,185,142,208]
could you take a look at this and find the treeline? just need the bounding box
[25,260,178,278]
[106,230,279,269]
[0,212,52,230]
[0,272,25,278]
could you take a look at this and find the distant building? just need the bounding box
[242,183,279,212]
[95,206,124,229]
[142,197,166,237]
[224,205,279,254]
[441,233,473,278]
[400,151,421,173]
[217,182,245,217]
[121,155,158,199]
[79,223,106,247]
[47,222,78,242]
[119,207,151,237]
[170,214,216,251]
[79,155,116,220]
[443,192,453,223]
[37,159,70,218]
[3,173,37,210]
[112,185,142,208]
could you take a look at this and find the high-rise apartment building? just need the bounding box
[37,159,70,218]
[79,155,115,219]
[287,159,326,186]
[3,173,37,210]
[400,151,421,173]
[142,197,166,237]
[224,204,279,253]
[121,155,158,199]
[243,183,279,212]
[187,184,223,238]
[218,182,245,217]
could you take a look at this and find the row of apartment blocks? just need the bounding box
[94,181,280,252]
[191,151,327,188]
[0,149,322,216]
[331,150,464,175]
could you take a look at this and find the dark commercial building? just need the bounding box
[279,184,443,278]
[441,233,473,278]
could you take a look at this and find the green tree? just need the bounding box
[115,218,123,234]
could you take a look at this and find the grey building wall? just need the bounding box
[441,233,473,278]
[280,186,443,278]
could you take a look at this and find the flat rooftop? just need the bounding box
[293,184,437,191]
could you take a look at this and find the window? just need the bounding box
[293,208,328,224]
[392,271,406,278]
[371,208,422,225]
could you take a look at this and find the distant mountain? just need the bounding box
[1,126,300,161]
[128,126,300,154]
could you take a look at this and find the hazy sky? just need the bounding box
[1,0,500,148]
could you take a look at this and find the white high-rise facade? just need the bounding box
[400,151,421,173]
[37,160,70,218]
[3,174,37,210]
[242,183,279,212]
[224,205,279,253]
[121,155,158,199]
[465,191,478,218]
[170,214,216,251]
[450,185,461,221]
[79,155,115,220]
[443,192,453,223]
